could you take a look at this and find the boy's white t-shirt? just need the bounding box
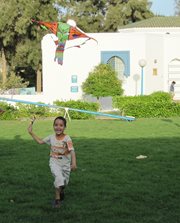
[43,134,74,159]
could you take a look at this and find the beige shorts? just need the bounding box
[49,157,71,188]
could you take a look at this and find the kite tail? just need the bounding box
[54,42,65,65]
[89,37,98,44]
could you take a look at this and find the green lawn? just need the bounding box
[0,118,180,223]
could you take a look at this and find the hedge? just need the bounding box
[0,100,99,120]
[54,100,99,119]
[113,92,180,118]
[0,102,19,120]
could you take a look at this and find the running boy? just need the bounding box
[28,116,77,208]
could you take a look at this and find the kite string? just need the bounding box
[65,38,91,50]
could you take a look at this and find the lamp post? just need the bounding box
[133,74,140,96]
[138,59,147,95]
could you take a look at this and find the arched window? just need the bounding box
[107,56,125,80]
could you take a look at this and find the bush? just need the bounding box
[54,100,99,119]
[0,100,99,120]
[149,91,172,103]
[113,91,180,118]
[0,102,61,120]
[0,102,19,120]
[16,103,53,118]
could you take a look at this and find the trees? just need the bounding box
[82,64,123,100]
[63,0,154,32]
[0,73,29,94]
[175,0,180,15]
[0,0,58,92]
[104,0,153,31]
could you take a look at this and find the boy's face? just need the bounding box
[53,119,65,135]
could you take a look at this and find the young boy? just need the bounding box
[28,116,77,208]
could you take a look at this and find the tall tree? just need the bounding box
[57,0,107,32]
[60,0,154,32]
[0,0,59,92]
[175,0,180,15]
[105,0,154,31]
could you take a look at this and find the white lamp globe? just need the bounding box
[139,59,147,68]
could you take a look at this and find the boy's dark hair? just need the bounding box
[172,81,176,84]
[53,116,67,127]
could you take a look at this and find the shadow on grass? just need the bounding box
[0,136,180,223]
[161,118,180,127]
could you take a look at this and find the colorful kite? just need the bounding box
[32,19,97,65]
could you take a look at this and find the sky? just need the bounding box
[150,0,176,16]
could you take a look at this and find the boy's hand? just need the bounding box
[28,116,36,134]
[31,116,36,125]
[71,163,77,171]
[28,123,33,134]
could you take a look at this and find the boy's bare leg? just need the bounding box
[53,186,65,208]
[55,186,65,200]
[55,188,60,200]
[60,186,65,201]
[53,188,61,208]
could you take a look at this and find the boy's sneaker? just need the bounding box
[52,199,61,208]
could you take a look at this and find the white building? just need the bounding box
[2,17,180,104]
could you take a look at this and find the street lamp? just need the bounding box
[138,59,147,95]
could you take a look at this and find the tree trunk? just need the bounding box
[36,67,42,93]
[97,96,101,111]
[1,48,7,84]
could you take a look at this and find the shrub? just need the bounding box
[16,102,52,118]
[0,102,19,120]
[0,100,99,120]
[0,102,60,120]
[149,91,172,103]
[54,100,99,119]
[82,64,123,100]
[113,91,180,118]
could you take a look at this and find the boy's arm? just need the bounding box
[70,150,77,171]
[28,123,45,144]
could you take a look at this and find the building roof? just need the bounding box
[119,17,180,29]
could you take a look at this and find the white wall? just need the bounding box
[42,34,99,101]
[41,31,180,101]
[42,33,148,99]
[145,33,165,95]
[164,34,180,83]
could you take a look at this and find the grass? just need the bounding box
[0,118,180,223]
